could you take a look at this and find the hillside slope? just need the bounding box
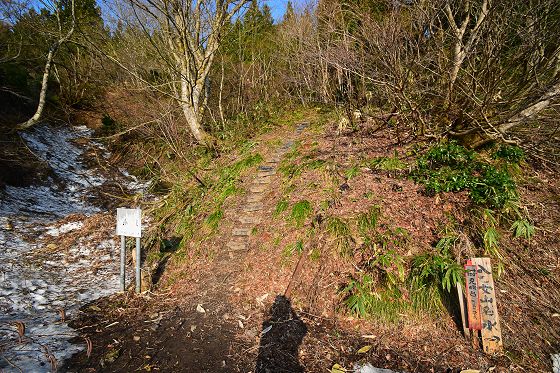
[64,111,559,372]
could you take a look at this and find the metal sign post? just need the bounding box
[116,208,142,293]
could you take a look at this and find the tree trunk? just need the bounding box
[18,0,75,130]
[18,46,56,130]
[179,69,215,147]
[498,81,560,134]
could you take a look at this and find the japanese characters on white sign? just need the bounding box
[116,208,142,238]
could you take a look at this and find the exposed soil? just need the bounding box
[62,118,558,373]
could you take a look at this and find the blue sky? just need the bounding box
[26,0,308,25]
[246,0,309,23]
[264,0,290,22]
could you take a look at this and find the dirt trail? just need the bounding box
[63,125,310,372]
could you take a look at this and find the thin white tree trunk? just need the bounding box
[18,47,56,129]
[18,0,75,130]
[498,81,560,134]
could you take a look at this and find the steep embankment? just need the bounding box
[64,112,559,372]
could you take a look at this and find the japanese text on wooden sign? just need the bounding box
[465,260,482,330]
[465,257,503,354]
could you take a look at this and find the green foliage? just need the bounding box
[215,153,263,203]
[282,240,304,259]
[279,156,326,179]
[326,216,354,256]
[369,153,407,171]
[289,200,313,227]
[370,250,406,285]
[408,241,464,313]
[483,227,501,259]
[511,219,535,239]
[274,199,289,216]
[375,226,410,252]
[345,164,360,180]
[205,209,223,230]
[493,145,525,163]
[420,141,475,168]
[342,274,407,321]
[470,165,517,208]
[357,205,381,236]
[413,141,518,209]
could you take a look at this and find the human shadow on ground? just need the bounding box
[255,295,308,373]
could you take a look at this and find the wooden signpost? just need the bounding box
[116,207,142,293]
[461,257,503,354]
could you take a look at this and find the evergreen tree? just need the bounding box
[283,1,296,23]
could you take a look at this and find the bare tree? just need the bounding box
[103,0,250,146]
[18,0,75,130]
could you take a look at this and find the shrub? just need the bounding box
[413,141,518,209]
[492,144,525,163]
[408,240,464,313]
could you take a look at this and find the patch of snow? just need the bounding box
[46,221,84,237]
[552,353,559,373]
[354,363,401,373]
[0,123,148,372]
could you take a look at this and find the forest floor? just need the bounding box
[60,111,559,373]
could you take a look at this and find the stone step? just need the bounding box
[257,171,276,178]
[246,194,264,203]
[239,215,262,224]
[243,202,264,212]
[227,240,247,251]
[253,177,271,185]
[258,165,275,172]
[296,123,309,132]
[232,227,252,236]
[281,140,294,149]
[249,184,267,193]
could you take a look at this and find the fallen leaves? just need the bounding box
[357,345,372,354]
[14,321,25,343]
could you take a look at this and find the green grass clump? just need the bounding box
[342,274,408,321]
[274,199,289,216]
[290,200,313,227]
[511,218,535,240]
[205,209,223,230]
[369,152,407,171]
[357,205,381,236]
[326,216,354,256]
[345,164,361,180]
[408,238,464,314]
[282,240,304,262]
[342,235,464,321]
[279,156,326,179]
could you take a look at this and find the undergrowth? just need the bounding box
[411,141,534,267]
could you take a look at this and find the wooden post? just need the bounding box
[456,282,471,339]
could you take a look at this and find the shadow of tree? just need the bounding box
[255,295,307,373]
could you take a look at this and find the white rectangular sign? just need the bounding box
[116,208,142,238]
